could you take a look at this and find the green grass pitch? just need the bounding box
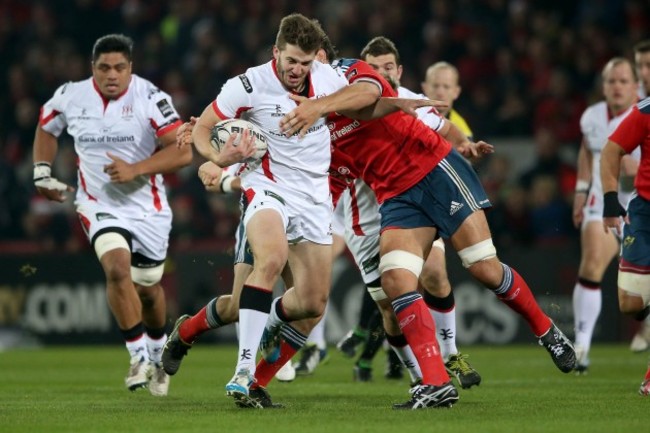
[1,344,648,433]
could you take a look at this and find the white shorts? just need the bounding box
[242,176,332,245]
[344,229,381,285]
[77,200,171,262]
[582,189,633,224]
[332,199,345,237]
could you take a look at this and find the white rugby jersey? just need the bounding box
[580,100,639,196]
[340,86,445,237]
[397,86,446,131]
[213,59,348,202]
[39,74,182,216]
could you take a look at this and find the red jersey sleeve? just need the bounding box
[609,105,647,153]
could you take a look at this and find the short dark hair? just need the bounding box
[92,34,133,62]
[275,13,325,54]
[320,34,339,63]
[360,36,401,65]
[634,40,650,55]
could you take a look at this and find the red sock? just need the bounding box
[644,367,650,381]
[497,268,552,337]
[179,306,210,343]
[254,341,299,388]
[395,298,449,386]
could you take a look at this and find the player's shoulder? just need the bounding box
[580,100,606,126]
[54,77,92,97]
[129,74,170,101]
[637,97,650,114]
[228,61,273,94]
[331,58,364,73]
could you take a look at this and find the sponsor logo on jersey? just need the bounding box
[238,74,253,93]
[361,254,380,274]
[147,86,161,99]
[156,99,174,117]
[450,201,463,215]
[330,120,361,141]
[623,235,635,248]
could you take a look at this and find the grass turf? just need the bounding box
[0,344,647,433]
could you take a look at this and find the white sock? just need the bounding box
[146,334,167,365]
[572,281,602,352]
[235,308,269,375]
[389,344,422,383]
[126,334,149,362]
[430,306,458,361]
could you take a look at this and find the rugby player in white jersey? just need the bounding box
[187,14,400,407]
[572,58,640,373]
[32,34,191,396]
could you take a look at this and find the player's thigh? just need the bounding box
[579,220,619,275]
[245,207,289,268]
[288,241,332,298]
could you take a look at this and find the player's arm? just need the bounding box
[357,96,448,119]
[572,138,591,227]
[104,124,192,183]
[281,82,381,137]
[437,119,493,159]
[600,139,628,234]
[198,161,241,193]
[192,104,256,167]
[32,125,74,202]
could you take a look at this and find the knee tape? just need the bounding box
[378,250,424,278]
[367,285,387,302]
[432,238,445,251]
[94,232,130,260]
[618,271,650,305]
[131,263,165,287]
[457,239,497,268]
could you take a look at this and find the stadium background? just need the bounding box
[0,0,648,348]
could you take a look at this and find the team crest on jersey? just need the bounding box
[238,74,253,93]
[122,104,133,118]
[156,99,174,117]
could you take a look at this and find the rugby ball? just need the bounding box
[210,118,268,161]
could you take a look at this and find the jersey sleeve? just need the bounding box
[39,83,69,137]
[213,74,254,120]
[609,106,648,154]
[147,86,182,137]
[335,59,385,95]
[416,106,445,132]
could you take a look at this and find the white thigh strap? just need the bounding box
[379,250,424,278]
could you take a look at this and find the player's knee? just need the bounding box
[253,255,286,280]
[135,282,162,308]
[618,271,650,314]
[379,250,424,281]
[131,264,165,287]
[419,265,450,295]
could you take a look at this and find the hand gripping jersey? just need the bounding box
[609,98,650,201]
[328,58,452,204]
[39,74,182,216]
[213,59,348,203]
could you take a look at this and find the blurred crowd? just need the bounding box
[1,0,649,253]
